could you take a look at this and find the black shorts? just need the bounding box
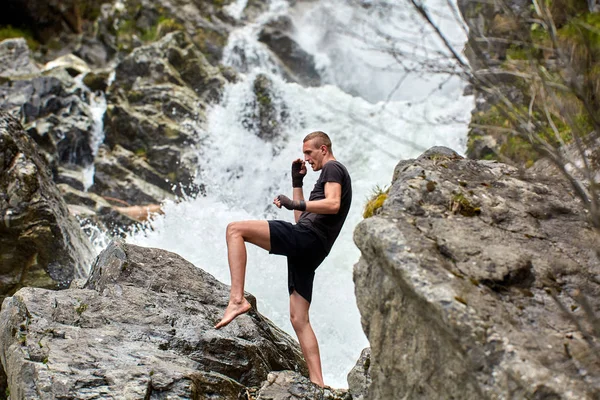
[268,220,327,303]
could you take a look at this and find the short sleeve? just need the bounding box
[321,162,344,184]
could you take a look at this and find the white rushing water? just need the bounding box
[127,0,473,388]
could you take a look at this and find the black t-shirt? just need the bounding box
[297,160,352,253]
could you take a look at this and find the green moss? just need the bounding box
[157,17,184,35]
[18,333,27,345]
[499,135,536,166]
[506,44,529,60]
[558,12,600,48]
[0,25,39,50]
[450,193,481,217]
[75,302,88,315]
[363,185,389,218]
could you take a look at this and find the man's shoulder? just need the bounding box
[323,160,349,176]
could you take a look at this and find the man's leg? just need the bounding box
[289,290,324,387]
[215,220,271,329]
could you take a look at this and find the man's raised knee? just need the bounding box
[226,221,242,239]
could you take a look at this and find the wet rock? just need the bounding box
[90,145,175,206]
[258,17,321,87]
[347,347,371,400]
[42,54,90,77]
[104,31,227,199]
[82,70,110,92]
[0,241,308,398]
[256,370,349,400]
[0,110,94,301]
[241,74,290,153]
[0,38,40,78]
[242,0,271,22]
[0,68,99,169]
[354,146,600,399]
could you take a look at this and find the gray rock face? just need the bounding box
[258,17,321,87]
[0,68,97,169]
[241,74,290,154]
[103,31,228,201]
[256,370,349,400]
[0,110,94,298]
[354,147,600,399]
[0,241,308,399]
[0,38,40,78]
[347,347,371,400]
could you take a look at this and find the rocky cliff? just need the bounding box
[0,111,94,303]
[354,147,600,399]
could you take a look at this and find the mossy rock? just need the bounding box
[364,186,389,219]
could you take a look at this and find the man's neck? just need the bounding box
[322,155,336,165]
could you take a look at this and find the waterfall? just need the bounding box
[82,91,107,191]
[128,0,473,388]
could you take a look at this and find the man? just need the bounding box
[214,131,352,387]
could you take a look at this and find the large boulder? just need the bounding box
[0,241,308,398]
[0,110,94,299]
[354,147,600,399]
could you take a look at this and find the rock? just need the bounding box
[0,241,308,398]
[103,31,227,199]
[354,146,600,399]
[42,54,90,77]
[256,370,349,400]
[0,69,98,169]
[90,145,176,206]
[241,74,290,153]
[82,70,110,92]
[0,38,40,78]
[242,0,271,22]
[347,347,371,400]
[258,17,321,87]
[0,110,94,300]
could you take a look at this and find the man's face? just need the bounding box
[303,139,325,171]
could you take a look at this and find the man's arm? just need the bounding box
[304,182,341,214]
[275,182,341,215]
[292,187,305,222]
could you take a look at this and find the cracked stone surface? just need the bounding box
[0,241,308,399]
[354,146,600,399]
[256,370,349,400]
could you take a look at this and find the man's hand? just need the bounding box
[274,195,306,211]
[291,159,307,188]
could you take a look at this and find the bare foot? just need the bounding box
[215,299,252,329]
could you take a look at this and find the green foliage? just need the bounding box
[506,44,529,61]
[0,25,39,50]
[363,185,389,219]
[558,13,600,52]
[499,135,536,167]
